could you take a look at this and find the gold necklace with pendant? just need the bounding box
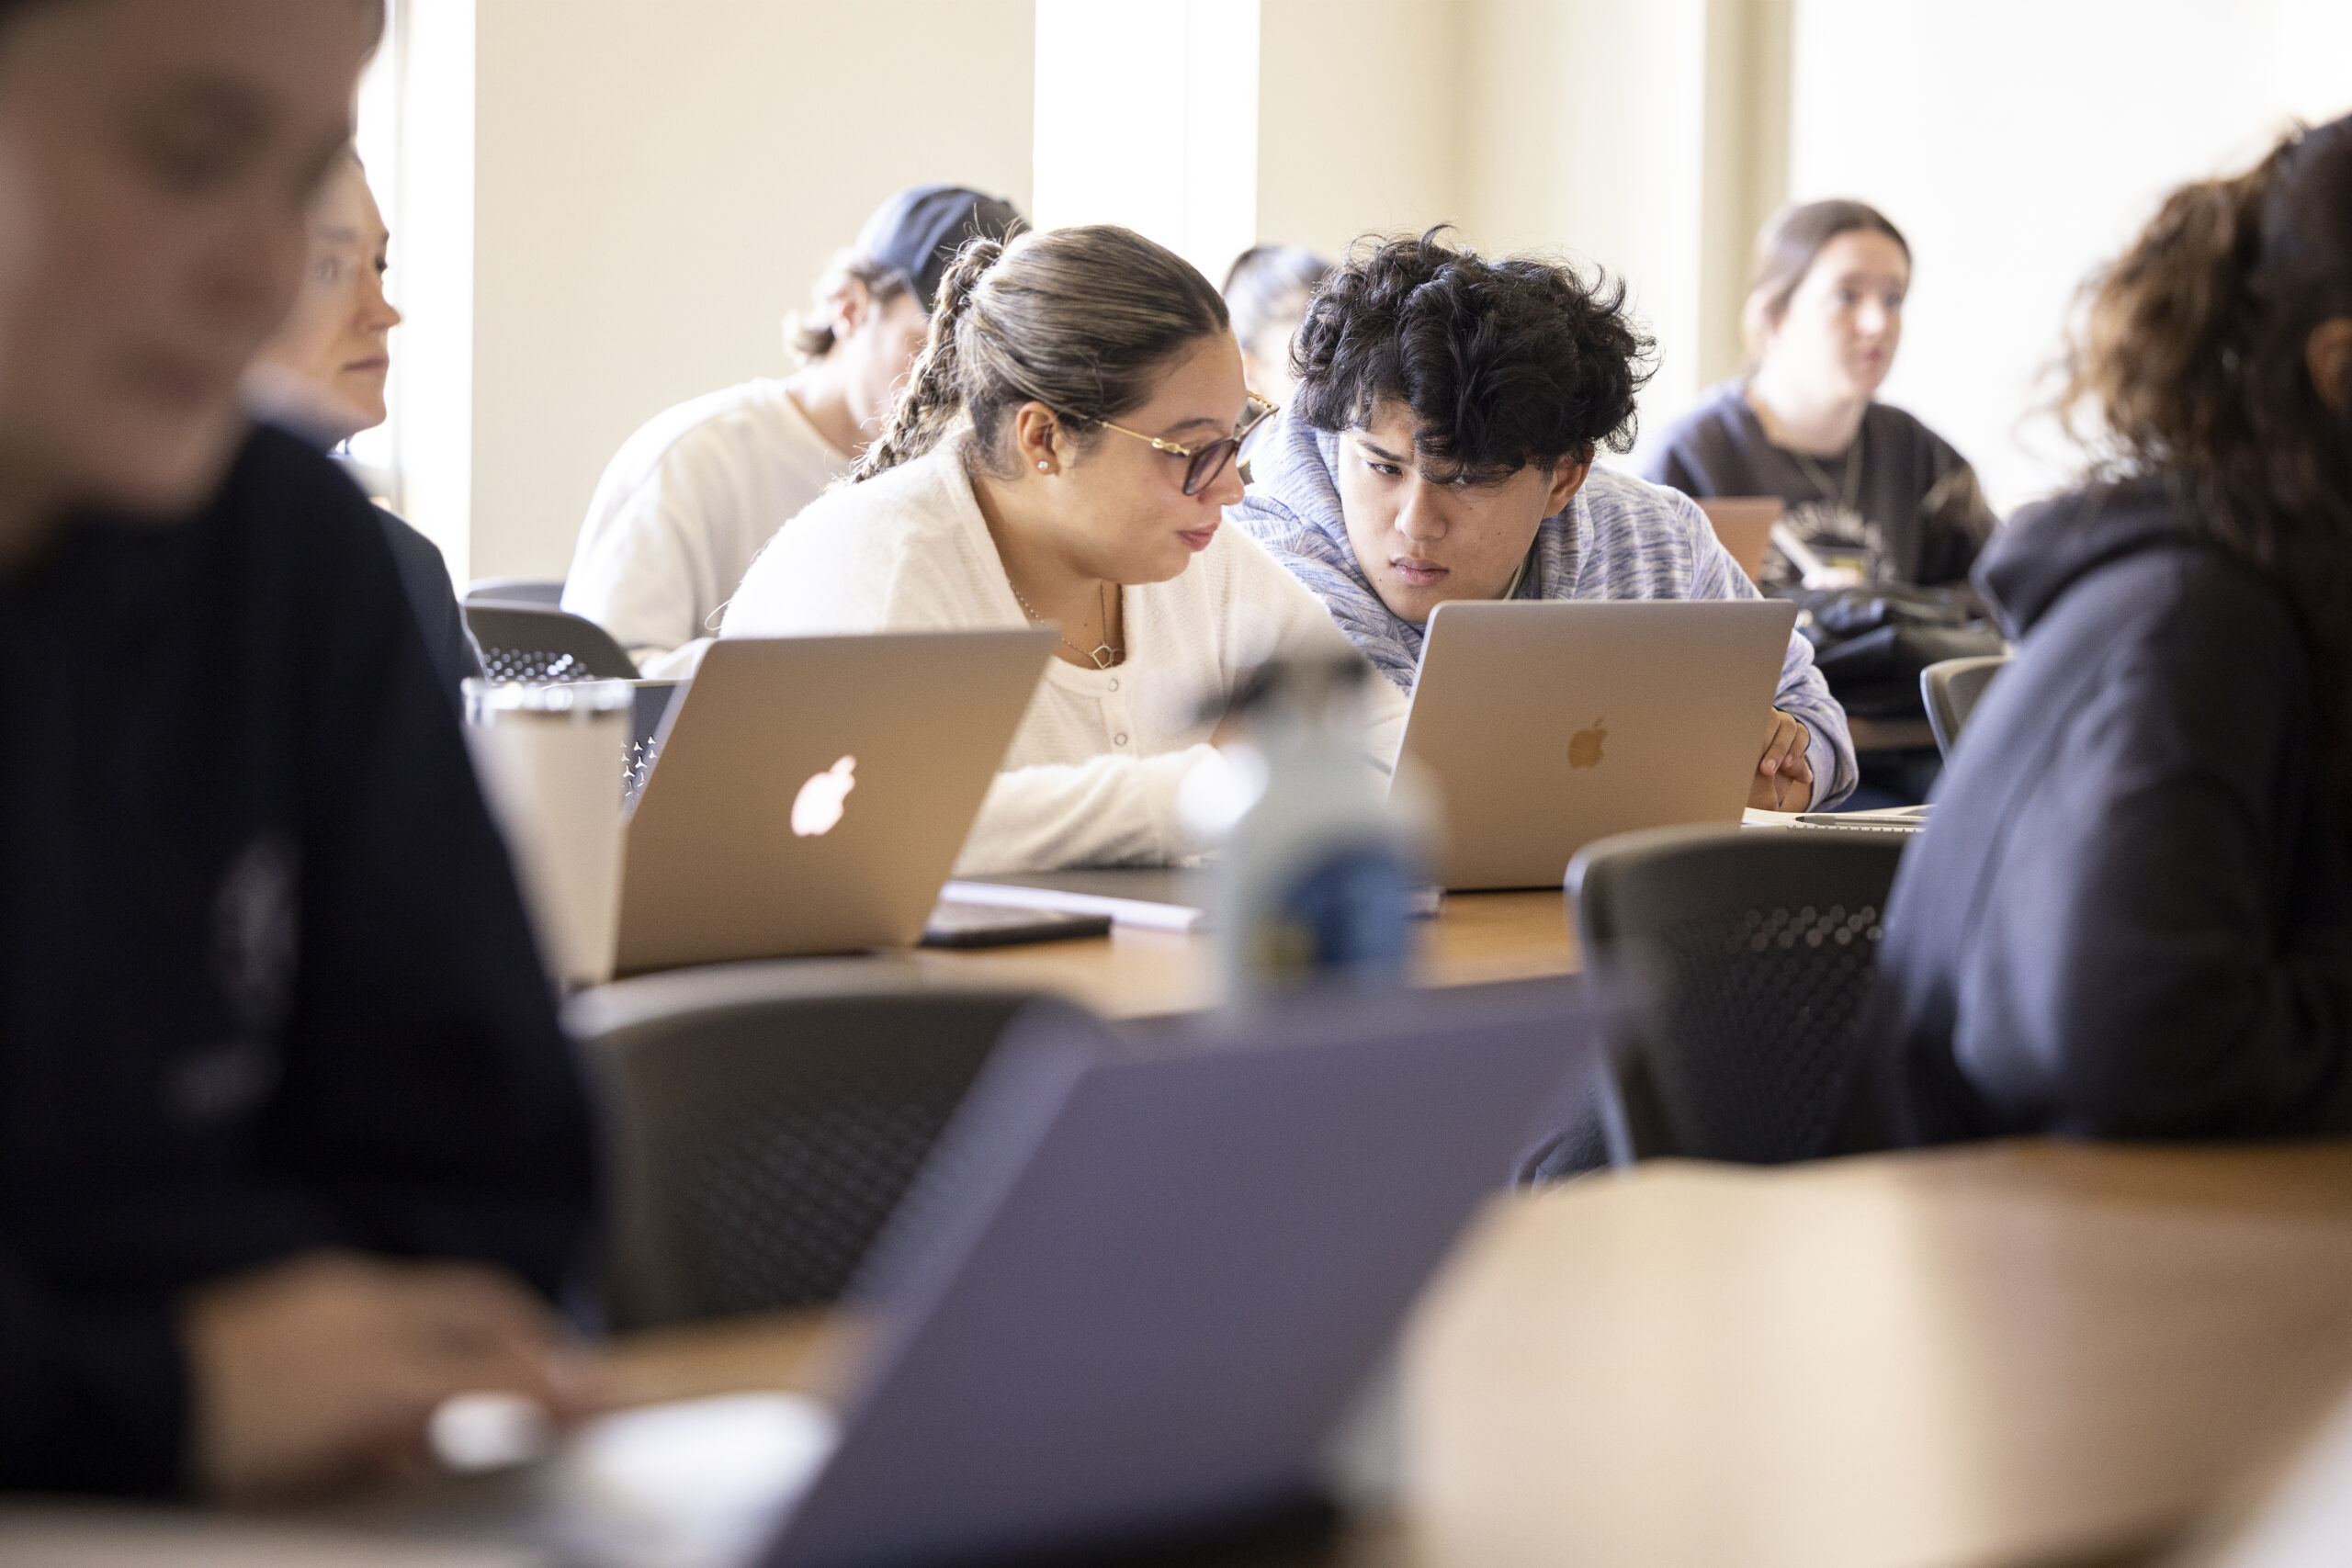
[1009,576,1124,670]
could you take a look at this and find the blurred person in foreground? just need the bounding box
[245,146,481,697]
[561,184,1026,675]
[1859,117,2352,1142]
[1233,231,1855,811]
[0,0,598,1500]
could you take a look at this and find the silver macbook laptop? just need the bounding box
[1397,599,1802,890]
[614,630,1054,974]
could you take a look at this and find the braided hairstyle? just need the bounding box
[2056,114,2352,750]
[854,224,1229,482]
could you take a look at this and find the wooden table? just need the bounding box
[566,1138,2352,1568]
[22,1139,2342,1568]
[888,888,1579,1020]
[1401,1140,2352,1568]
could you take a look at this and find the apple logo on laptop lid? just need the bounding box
[1567,718,1606,770]
[791,756,857,837]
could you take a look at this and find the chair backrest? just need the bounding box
[1921,653,2009,759]
[1568,823,1908,1164]
[564,964,1062,1330]
[463,576,566,608]
[1695,496,1785,584]
[462,603,639,682]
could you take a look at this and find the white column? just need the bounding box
[1033,0,1261,285]
[383,0,478,585]
[1461,0,1717,446]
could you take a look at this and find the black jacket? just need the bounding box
[321,443,482,702]
[1863,477,2352,1141]
[0,427,597,1494]
[375,504,483,701]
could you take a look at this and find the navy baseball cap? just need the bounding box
[854,184,1028,312]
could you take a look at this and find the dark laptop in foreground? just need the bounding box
[526,982,1600,1567]
[1396,599,1802,889]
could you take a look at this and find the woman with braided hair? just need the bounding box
[724,225,1407,874]
[1860,115,2352,1145]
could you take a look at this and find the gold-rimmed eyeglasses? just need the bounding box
[1093,394,1278,496]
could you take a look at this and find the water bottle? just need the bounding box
[1187,656,1433,1000]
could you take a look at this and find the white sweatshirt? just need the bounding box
[722,441,1408,874]
[561,378,851,670]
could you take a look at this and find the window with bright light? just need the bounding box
[348,5,401,504]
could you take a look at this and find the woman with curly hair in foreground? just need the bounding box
[1863,116,2352,1142]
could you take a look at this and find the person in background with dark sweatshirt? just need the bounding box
[0,0,598,1500]
[245,147,482,699]
[1642,199,1997,595]
[1860,116,2352,1143]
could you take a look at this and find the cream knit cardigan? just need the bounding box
[721,441,1408,874]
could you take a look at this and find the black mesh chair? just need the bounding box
[462,602,638,682]
[1567,824,1908,1165]
[1922,653,2010,760]
[564,963,1073,1330]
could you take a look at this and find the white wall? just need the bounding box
[1461,0,1719,435]
[1255,0,1467,260]
[1250,1,1780,456]
[432,0,2352,576]
[463,0,1035,581]
[1788,0,2352,514]
[432,0,1766,581]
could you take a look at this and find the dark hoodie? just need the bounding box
[1861,476,2352,1142]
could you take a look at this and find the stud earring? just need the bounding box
[1037,460,1050,471]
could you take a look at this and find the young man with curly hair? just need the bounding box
[1232,232,1855,810]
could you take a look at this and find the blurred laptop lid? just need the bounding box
[760,981,1600,1567]
[1397,599,1799,890]
[614,630,1053,974]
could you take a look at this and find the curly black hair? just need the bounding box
[1289,230,1656,482]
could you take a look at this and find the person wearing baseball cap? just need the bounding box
[562,183,1025,675]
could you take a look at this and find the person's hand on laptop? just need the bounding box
[1749,708,1814,811]
[182,1250,607,1503]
